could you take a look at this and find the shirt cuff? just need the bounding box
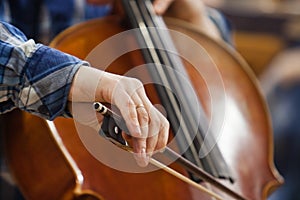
[19,44,89,120]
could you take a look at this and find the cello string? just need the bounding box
[125,1,205,170]
[149,158,224,200]
[94,102,247,200]
[140,0,235,180]
[135,0,221,177]
[137,0,234,181]
[122,0,233,182]
[137,0,205,165]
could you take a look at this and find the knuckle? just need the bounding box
[150,115,160,126]
[127,102,137,118]
[132,79,144,92]
[140,111,149,123]
[126,99,135,111]
[132,78,143,86]
[129,112,138,122]
[126,77,143,87]
[163,119,170,129]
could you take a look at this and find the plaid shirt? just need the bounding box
[0,9,231,121]
[0,21,88,120]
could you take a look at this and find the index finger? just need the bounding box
[152,0,174,15]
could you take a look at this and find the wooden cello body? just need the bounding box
[3,10,283,200]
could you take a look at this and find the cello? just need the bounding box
[3,0,283,199]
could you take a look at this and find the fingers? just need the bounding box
[110,77,169,167]
[132,103,149,167]
[152,0,174,15]
[86,0,172,15]
[131,104,169,167]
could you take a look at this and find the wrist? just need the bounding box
[68,65,105,102]
[68,65,122,104]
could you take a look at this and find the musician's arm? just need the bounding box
[159,0,233,45]
[0,21,83,120]
[85,0,232,44]
[206,7,233,45]
[0,21,169,166]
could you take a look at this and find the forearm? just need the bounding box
[164,1,231,43]
[0,21,83,120]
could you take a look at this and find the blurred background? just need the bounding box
[0,1,111,199]
[212,1,300,199]
[1,0,300,199]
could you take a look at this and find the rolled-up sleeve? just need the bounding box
[0,21,88,120]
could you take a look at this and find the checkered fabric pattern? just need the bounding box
[0,21,88,120]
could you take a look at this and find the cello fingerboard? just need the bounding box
[120,0,234,183]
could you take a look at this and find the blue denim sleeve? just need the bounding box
[206,7,233,46]
[0,21,88,120]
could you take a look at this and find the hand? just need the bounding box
[85,0,221,40]
[84,0,173,14]
[159,0,222,40]
[68,66,169,167]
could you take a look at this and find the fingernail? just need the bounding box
[134,148,149,167]
[153,1,164,14]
